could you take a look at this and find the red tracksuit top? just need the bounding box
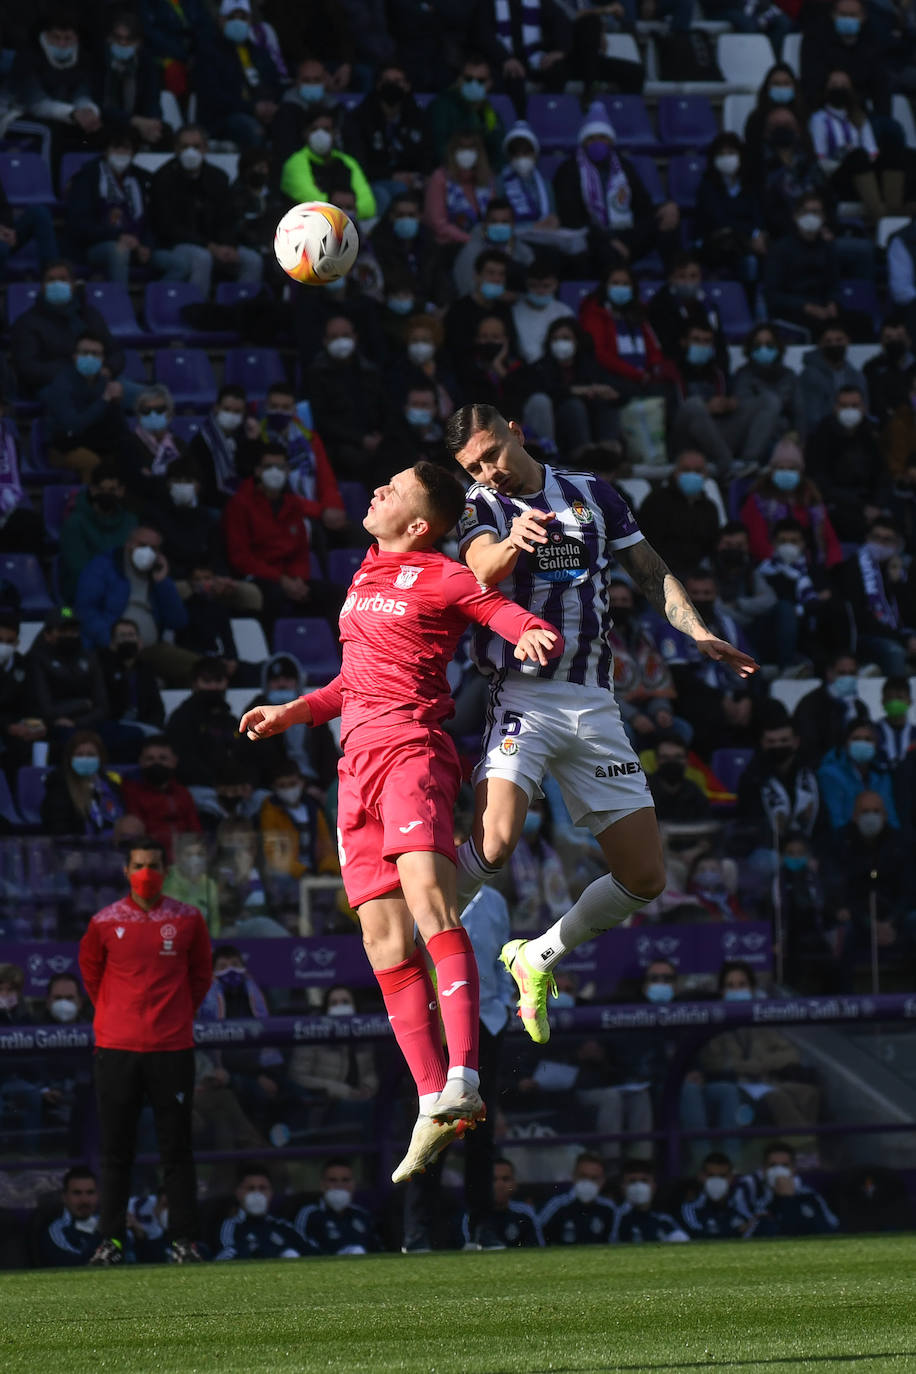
[79,894,212,1052]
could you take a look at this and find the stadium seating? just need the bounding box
[84,283,149,345]
[57,151,94,198]
[154,349,218,409]
[710,747,755,795]
[558,280,595,313]
[527,94,585,151]
[338,481,370,526]
[273,618,341,683]
[6,282,39,328]
[169,415,204,443]
[667,153,706,209]
[15,767,51,826]
[41,487,78,543]
[0,555,53,614]
[629,155,666,205]
[704,281,753,341]
[230,617,270,663]
[657,96,718,149]
[715,34,775,93]
[327,548,368,585]
[605,95,657,150]
[144,281,210,342]
[0,152,55,205]
[223,347,287,398]
[0,770,19,827]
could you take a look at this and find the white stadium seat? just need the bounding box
[716,34,776,93]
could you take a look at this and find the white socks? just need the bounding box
[447,1066,480,1091]
[456,838,500,907]
[419,1092,440,1117]
[524,874,651,973]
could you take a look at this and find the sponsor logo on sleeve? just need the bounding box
[458,503,478,536]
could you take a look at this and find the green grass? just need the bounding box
[1,1235,914,1373]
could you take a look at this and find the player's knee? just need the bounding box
[623,860,667,902]
[478,832,513,870]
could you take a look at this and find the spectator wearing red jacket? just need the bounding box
[120,736,202,861]
[579,264,677,398]
[223,443,340,625]
[78,836,211,1266]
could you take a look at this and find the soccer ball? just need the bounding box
[273,201,359,285]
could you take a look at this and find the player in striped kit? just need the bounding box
[445,404,758,1043]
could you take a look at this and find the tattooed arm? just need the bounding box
[615,539,759,679]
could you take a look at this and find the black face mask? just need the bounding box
[115,640,139,661]
[142,763,173,788]
[378,81,405,104]
[767,127,797,149]
[248,175,268,191]
[197,686,225,704]
[764,745,795,768]
[656,761,685,784]
[611,606,632,626]
[717,549,748,571]
[826,88,851,109]
[93,492,120,513]
[822,345,846,365]
[884,339,907,363]
[477,341,503,361]
[58,637,82,656]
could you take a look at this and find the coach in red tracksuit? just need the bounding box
[79,835,212,1265]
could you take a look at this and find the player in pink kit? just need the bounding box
[239,462,562,1181]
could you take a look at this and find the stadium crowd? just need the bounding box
[2,0,916,1257]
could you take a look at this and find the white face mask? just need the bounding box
[856,811,884,839]
[0,642,15,665]
[131,545,157,573]
[0,992,18,1011]
[407,340,435,365]
[169,482,197,508]
[324,1188,352,1212]
[572,1178,600,1205]
[625,1180,653,1207]
[837,407,862,429]
[275,784,303,807]
[703,1175,730,1202]
[49,998,79,1023]
[216,408,243,432]
[765,1164,793,1190]
[108,152,132,175]
[714,153,740,177]
[260,466,287,492]
[242,1190,269,1216]
[796,212,823,234]
[455,148,478,170]
[178,146,204,172]
[511,155,535,177]
[327,336,355,360]
[73,1215,98,1234]
[774,541,803,563]
[327,1001,355,1016]
[308,128,334,156]
[550,338,576,362]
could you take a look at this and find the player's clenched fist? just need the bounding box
[239,700,310,740]
[507,509,555,553]
[514,628,558,666]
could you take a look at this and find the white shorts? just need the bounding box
[473,675,655,836]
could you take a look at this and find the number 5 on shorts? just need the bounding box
[500,710,523,737]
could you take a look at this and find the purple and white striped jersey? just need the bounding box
[457,464,644,688]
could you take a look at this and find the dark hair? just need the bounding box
[771,517,805,538]
[701,1151,733,1170]
[412,460,467,534]
[745,322,784,358]
[763,1139,796,1162]
[138,734,173,754]
[321,1156,353,1174]
[217,383,246,404]
[493,1156,516,1173]
[268,759,303,783]
[62,1166,97,1189]
[266,379,295,400]
[0,610,20,634]
[388,192,420,216]
[48,972,82,998]
[620,1157,655,1175]
[444,402,504,457]
[75,331,107,350]
[258,443,288,464]
[669,251,702,274]
[213,944,243,965]
[126,835,166,864]
[193,656,228,681]
[883,675,910,695]
[718,520,747,540]
[866,515,899,535]
[105,123,139,152]
[717,959,756,993]
[42,257,73,281]
[574,1151,606,1172]
[473,248,509,275]
[236,1161,271,1184]
[485,197,512,217]
[706,131,745,180]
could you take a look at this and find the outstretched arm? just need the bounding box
[615,539,759,679]
[239,675,343,739]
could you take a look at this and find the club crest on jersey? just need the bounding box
[395,565,422,590]
[499,739,520,757]
[570,501,593,525]
[160,922,177,955]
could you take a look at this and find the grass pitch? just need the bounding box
[1,1234,913,1373]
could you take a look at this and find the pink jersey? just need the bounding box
[306,545,562,743]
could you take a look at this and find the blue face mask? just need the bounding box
[686,342,714,367]
[267,689,290,705]
[645,981,674,1004]
[224,19,250,42]
[783,854,808,872]
[848,739,875,765]
[299,82,325,103]
[45,280,72,306]
[522,812,542,839]
[48,44,77,62]
[393,216,419,240]
[480,280,504,300]
[76,354,103,377]
[771,468,800,492]
[406,407,433,427]
[72,756,99,777]
[831,673,858,700]
[526,291,553,309]
[139,411,168,432]
[110,42,136,62]
[752,344,779,367]
[834,15,861,36]
[676,471,706,497]
[769,84,794,104]
[485,223,512,244]
[387,297,414,315]
[723,986,753,1002]
[607,284,633,307]
[461,79,487,103]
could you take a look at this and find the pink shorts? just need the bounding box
[335,723,461,908]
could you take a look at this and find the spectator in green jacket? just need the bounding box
[59,463,137,603]
[428,54,505,169]
[280,105,376,221]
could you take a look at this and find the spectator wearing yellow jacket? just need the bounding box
[259,760,339,886]
[280,106,377,222]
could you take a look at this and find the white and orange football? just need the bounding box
[273,201,359,285]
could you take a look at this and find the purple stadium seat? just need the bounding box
[215,281,261,306]
[170,415,204,444]
[223,347,286,399]
[414,93,434,109]
[727,473,756,519]
[0,152,55,205]
[273,618,341,684]
[710,747,754,796]
[338,93,364,110]
[327,548,367,585]
[667,152,706,209]
[58,151,95,198]
[85,283,148,344]
[143,281,205,341]
[605,96,656,151]
[122,349,148,383]
[837,278,881,323]
[487,93,517,131]
[526,94,583,151]
[638,278,663,305]
[657,96,718,149]
[154,348,217,409]
[703,280,753,342]
[338,480,369,525]
[558,280,595,313]
[538,151,565,184]
[43,486,78,541]
[0,554,53,614]
[629,155,666,205]
[0,769,20,826]
[16,766,51,826]
[6,282,39,327]
[3,239,40,280]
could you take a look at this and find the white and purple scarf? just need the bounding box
[0,418,25,526]
[858,547,900,629]
[576,146,633,230]
[503,166,551,222]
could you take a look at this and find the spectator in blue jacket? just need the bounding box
[10,260,124,399]
[680,1152,747,1240]
[65,130,160,286]
[817,719,900,830]
[39,1167,102,1267]
[75,525,195,686]
[294,1159,381,1256]
[43,331,132,481]
[613,1160,690,1244]
[195,1,282,149]
[216,1165,312,1260]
